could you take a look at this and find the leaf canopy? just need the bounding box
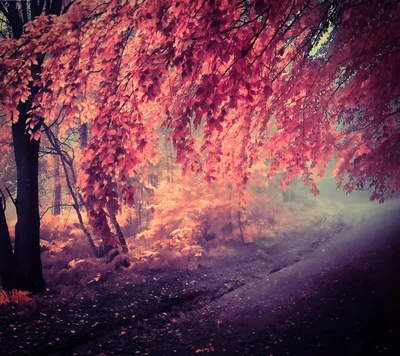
[1,0,399,238]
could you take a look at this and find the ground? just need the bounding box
[1,200,399,356]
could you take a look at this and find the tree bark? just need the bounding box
[237,210,246,245]
[109,213,128,253]
[79,123,88,148]
[53,156,61,215]
[0,193,14,291]
[1,0,66,293]
[12,115,45,292]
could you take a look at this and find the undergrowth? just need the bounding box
[0,289,32,305]
[0,185,342,299]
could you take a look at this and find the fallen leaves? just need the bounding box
[195,346,215,353]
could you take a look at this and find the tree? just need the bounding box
[0,0,67,292]
[1,0,399,291]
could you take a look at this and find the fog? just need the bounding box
[2,170,400,355]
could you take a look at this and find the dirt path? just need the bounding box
[1,202,399,355]
[73,216,400,356]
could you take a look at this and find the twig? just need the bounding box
[39,203,82,220]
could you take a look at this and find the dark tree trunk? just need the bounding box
[110,213,128,253]
[12,115,45,293]
[0,0,65,293]
[0,195,14,292]
[79,123,88,148]
[237,210,246,245]
[53,156,61,215]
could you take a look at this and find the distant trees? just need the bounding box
[1,0,399,291]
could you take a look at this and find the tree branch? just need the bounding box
[5,187,16,208]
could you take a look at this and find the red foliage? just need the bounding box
[1,0,399,243]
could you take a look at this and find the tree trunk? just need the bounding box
[1,0,66,293]
[43,124,101,257]
[110,213,128,253]
[0,194,14,291]
[53,156,61,215]
[11,114,45,293]
[79,123,88,148]
[237,210,246,245]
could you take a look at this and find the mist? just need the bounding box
[2,167,399,355]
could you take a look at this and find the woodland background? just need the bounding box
[0,0,399,300]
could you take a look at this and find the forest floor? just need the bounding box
[1,200,400,356]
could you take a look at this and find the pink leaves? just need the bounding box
[30,130,41,141]
[253,0,269,16]
[106,198,119,215]
[263,86,273,100]
[0,0,398,247]
[123,186,136,206]
[208,118,223,133]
